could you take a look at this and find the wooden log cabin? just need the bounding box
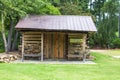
[15,15,97,61]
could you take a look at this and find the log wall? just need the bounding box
[22,32,41,54]
[68,33,84,55]
[21,31,88,60]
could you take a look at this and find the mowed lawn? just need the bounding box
[0,52,120,80]
[92,49,120,56]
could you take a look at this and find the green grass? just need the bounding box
[93,49,120,56]
[0,52,120,80]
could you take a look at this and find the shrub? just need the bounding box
[112,38,120,48]
[88,38,95,48]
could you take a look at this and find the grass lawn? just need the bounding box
[92,49,120,56]
[0,52,120,80]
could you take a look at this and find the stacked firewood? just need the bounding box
[0,54,18,63]
[68,44,82,54]
[24,44,41,54]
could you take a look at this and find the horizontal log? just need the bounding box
[67,54,83,57]
[24,35,41,38]
[24,41,41,44]
[24,38,41,41]
[24,32,41,35]
[68,36,82,39]
[24,53,41,57]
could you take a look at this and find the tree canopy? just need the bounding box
[0,0,60,53]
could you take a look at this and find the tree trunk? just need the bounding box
[11,31,18,51]
[1,13,8,53]
[1,31,8,53]
[119,6,120,38]
[89,0,92,12]
[7,17,14,52]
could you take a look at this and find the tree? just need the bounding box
[0,13,8,53]
[0,0,60,53]
[90,0,119,48]
[59,0,90,15]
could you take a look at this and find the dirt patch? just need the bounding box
[91,49,108,53]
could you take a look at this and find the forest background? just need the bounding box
[0,0,119,53]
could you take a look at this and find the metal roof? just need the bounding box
[15,15,97,32]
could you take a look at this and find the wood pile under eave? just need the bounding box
[24,44,41,54]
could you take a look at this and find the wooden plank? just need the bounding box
[24,32,41,35]
[41,33,44,61]
[24,33,41,35]
[43,34,47,58]
[67,54,83,57]
[65,34,68,58]
[24,38,41,41]
[68,35,83,38]
[63,35,65,58]
[50,34,54,58]
[24,41,41,44]
[82,34,87,51]
[22,33,24,62]
[46,34,49,58]
[43,34,48,59]
[24,53,41,57]
[49,34,52,58]
[68,36,83,39]
[82,34,87,62]
[68,34,82,36]
[46,34,51,58]
[53,33,59,58]
[24,35,41,38]
[59,34,64,58]
[68,33,83,36]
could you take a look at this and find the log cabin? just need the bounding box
[15,15,97,61]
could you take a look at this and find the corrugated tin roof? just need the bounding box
[15,15,97,32]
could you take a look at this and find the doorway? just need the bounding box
[44,33,66,59]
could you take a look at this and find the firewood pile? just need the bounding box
[0,53,19,63]
[68,44,92,60]
[68,44,82,54]
[24,44,41,54]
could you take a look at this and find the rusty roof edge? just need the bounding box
[16,28,97,32]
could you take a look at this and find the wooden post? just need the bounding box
[82,34,87,62]
[22,33,24,62]
[41,33,44,61]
